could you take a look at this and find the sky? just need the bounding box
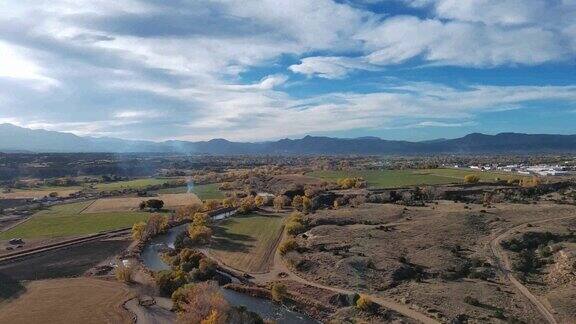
[0,0,575,142]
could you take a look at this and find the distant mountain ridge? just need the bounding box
[1,123,576,155]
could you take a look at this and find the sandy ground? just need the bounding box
[0,277,134,324]
[83,193,201,213]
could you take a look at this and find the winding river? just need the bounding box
[141,224,318,324]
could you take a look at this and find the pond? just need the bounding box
[140,224,318,324]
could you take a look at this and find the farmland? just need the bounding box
[0,187,83,199]
[307,168,526,188]
[209,212,284,273]
[0,201,150,240]
[83,193,201,213]
[190,183,225,200]
[0,278,133,323]
[94,177,180,191]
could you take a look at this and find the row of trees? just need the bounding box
[131,214,170,242]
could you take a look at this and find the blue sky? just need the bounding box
[0,0,575,142]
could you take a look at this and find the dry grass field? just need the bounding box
[0,278,133,324]
[290,201,576,323]
[83,193,201,213]
[0,187,82,199]
[209,212,285,273]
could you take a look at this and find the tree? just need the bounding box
[131,222,147,241]
[177,281,230,324]
[291,195,303,211]
[188,225,213,245]
[302,196,312,213]
[223,197,239,208]
[203,199,221,212]
[192,212,210,227]
[238,195,256,214]
[176,204,202,221]
[144,199,164,211]
[115,262,133,283]
[271,283,288,303]
[273,195,285,212]
[464,174,480,184]
[254,195,265,207]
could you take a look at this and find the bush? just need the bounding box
[115,262,133,283]
[271,283,288,303]
[464,175,480,184]
[356,295,375,312]
[464,296,480,306]
[278,239,298,255]
[286,221,305,236]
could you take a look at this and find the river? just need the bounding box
[140,224,318,324]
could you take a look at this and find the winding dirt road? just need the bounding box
[489,215,576,324]
[207,228,441,324]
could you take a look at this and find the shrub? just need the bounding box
[286,221,305,236]
[115,262,133,283]
[271,283,288,303]
[464,296,480,306]
[131,221,147,241]
[356,295,375,312]
[278,239,298,255]
[464,175,480,184]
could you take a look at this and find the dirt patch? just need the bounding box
[0,278,133,324]
[0,237,130,281]
[289,201,576,322]
[83,193,201,213]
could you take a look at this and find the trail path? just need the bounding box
[488,215,576,324]
[208,221,441,324]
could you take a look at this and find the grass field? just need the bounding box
[0,201,150,240]
[0,278,133,323]
[0,187,83,199]
[210,213,284,273]
[307,168,526,189]
[156,186,188,194]
[83,193,201,213]
[94,178,178,191]
[191,183,225,200]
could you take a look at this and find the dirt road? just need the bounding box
[489,215,576,324]
[209,226,441,324]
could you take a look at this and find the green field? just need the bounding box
[307,168,526,189]
[0,201,151,240]
[155,186,188,194]
[191,183,225,200]
[210,213,284,273]
[94,178,176,191]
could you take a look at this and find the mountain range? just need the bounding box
[1,123,576,155]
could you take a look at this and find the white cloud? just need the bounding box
[113,110,162,119]
[0,0,575,141]
[0,41,59,89]
[359,16,568,67]
[289,56,381,79]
